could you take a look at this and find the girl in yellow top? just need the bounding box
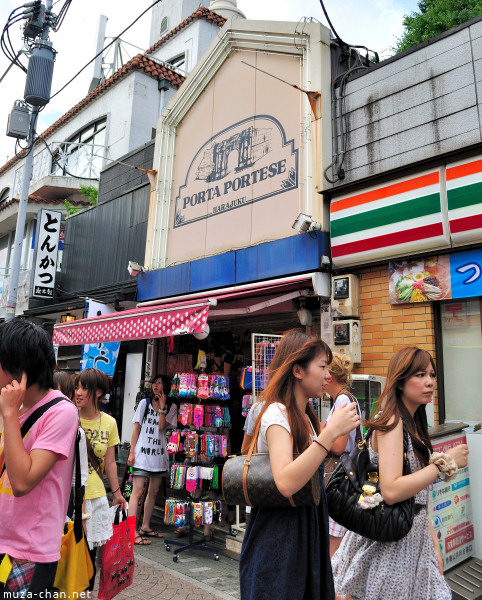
[75,368,126,594]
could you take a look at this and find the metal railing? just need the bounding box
[13,141,105,197]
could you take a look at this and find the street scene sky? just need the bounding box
[0,0,420,160]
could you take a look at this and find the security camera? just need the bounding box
[127,261,147,276]
[292,212,322,233]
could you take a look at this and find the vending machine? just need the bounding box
[314,374,385,426]
[351,374,386,422]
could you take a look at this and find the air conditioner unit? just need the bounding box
[331,274,359,318]
[333,319,361,364]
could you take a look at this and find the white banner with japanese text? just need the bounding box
[32,209,62,299]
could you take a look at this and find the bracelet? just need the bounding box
[159,408,168,414]
[313,439,330,454]
[429,452,458,482]
[112,487,120,494]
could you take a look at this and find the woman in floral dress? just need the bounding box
[332,346,469,599]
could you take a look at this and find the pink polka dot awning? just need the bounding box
[52,301,211,346]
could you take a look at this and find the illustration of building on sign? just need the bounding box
[196,126,272,182]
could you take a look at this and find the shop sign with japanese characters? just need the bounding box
[32,209,61,299]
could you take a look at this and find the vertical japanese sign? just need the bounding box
[429,432,475,571]
[32,209,62,299]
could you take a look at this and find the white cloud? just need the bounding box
[0,0,418,161]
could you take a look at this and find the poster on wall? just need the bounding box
[429,432,475,571]
[389,248,482,304]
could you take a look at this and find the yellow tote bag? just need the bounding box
[54,520,94,597]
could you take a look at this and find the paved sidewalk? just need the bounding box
[94,518,241,600]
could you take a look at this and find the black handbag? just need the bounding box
[323,391,362,486]
[325,419,415,543]
[222,417,321,508]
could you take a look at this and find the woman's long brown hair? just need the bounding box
[254,329,333,453]
[367,346,434,465]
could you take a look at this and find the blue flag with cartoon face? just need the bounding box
[81,342,121,376]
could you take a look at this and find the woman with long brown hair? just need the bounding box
[239,330,360,600]
[332,346,469,599]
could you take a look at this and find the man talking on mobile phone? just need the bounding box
[0,319,78,598]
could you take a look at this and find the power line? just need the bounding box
[0,50,21,83]
[50,0,164,101]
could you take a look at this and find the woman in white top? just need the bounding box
[127,374,177,545]
[324,352,363,559]
[239,330,360,600]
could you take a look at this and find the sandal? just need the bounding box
[134,535,151,545]
[139,528,163,539]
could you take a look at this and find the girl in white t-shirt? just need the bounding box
[127,374,177,545]
[324,352,363,560]
[239,330,360,600]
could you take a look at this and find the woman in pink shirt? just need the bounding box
[0,319,78,597]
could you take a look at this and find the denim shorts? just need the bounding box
[132,467,167,478]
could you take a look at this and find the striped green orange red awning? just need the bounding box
[330,169,448,268]
[446,158,482,246]
[330,156,482,268]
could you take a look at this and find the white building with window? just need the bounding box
[0,1,228,317]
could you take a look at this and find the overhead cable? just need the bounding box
[50,0,164,100]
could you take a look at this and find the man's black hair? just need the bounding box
[0,318,55,390]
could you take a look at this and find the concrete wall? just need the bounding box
[150,20,221,74]
[121,352,143,444]
[330,18,482,185]
[149,0,201,48]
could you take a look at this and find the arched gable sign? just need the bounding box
[174,114,298,228]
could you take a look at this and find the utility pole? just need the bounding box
[5,106,40,321]
[5,0,57,321]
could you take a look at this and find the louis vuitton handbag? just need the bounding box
[222,416,320,508]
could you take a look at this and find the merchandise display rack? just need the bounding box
[251,333,282,402]
[164,387,225,561]
[164,513,220,562]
